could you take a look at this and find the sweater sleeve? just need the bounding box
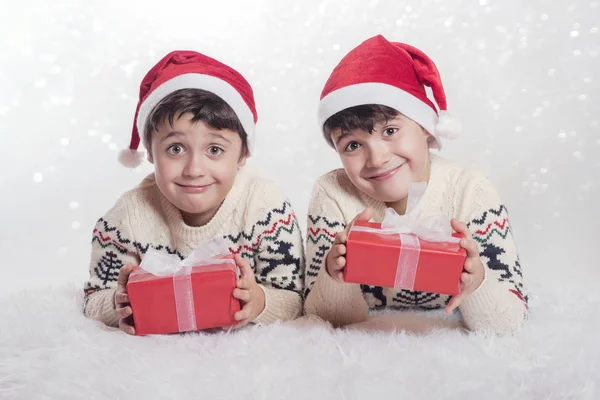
[82,196,141,327]
[248,184,305,325]
[458,176,529,334]
[303,179,369,327]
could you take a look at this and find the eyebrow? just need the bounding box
[160,131,232,144]
[209,132,232,143]
[334,130,355,146]
[161,131,184,143]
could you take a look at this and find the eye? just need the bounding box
[167,144,184,155]
[383,127,398,137]
[343,141,361,152]
[208,145,224,156]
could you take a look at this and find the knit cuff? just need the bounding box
[253,285,302,325]
[459,273,528,334]
[84,288,119,328]
[304,266,369,327]
[314,265,365,304]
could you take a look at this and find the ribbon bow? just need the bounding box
[133,237,236,333]
[378,182,457,243]
[139,237,233,277]
[348,182,459,290]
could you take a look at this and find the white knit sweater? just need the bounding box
[304,154,528,334]
[83,166,305,328]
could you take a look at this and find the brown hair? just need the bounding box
[322,104,401,147]
[144,88,247,156]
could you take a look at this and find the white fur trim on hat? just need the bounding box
[136,73,256,154]
[318,83,465,150]
[318,82,438,137]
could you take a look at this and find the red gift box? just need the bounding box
[127,254,240,335]
[344,221,466,296]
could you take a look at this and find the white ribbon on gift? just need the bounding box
[133,237,236,333]
[350,182,459,290]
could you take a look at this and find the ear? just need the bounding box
[147,148,154,164]
[422,126,441,149]
[422,126,434,141]
[421,125,431,137]
[238,148,249,167]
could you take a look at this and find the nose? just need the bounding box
[365,141,391,169]
[182,151,206,178]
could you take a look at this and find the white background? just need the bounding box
[0,0,598,294]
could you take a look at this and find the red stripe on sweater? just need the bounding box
[228,214,295,254]
[474,218,508,236]
[93,230,136,256]
[93,229,113,243]
[308,227,337,240]
[509,289,528,308]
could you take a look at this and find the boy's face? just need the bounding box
[331,114,431,205]
[148,113,247,226]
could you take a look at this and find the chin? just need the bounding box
[186,205,212,215]
[170,200,202,214]
[372,189,409,203]
[357,183,404,203]
[375,195,402,204]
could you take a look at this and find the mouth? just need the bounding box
[366,163,405,181]
[176,183,213,193]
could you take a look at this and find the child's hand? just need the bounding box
[114,263,136,335]
[445,219,485,314]
[326,208,373,282]
[231,254,265,328]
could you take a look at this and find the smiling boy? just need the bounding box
[304,36,528,334]
[83,51,305,334]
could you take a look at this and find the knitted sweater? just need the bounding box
[83,166,305,327]
[304,154,528,334]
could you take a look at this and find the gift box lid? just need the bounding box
[349,220,465,253]
[128,254,238,285]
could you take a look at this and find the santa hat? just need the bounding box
[119,50,258,168]
[317,35,461,150]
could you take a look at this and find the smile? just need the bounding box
[366,163,404,181]
[176,183,212,194]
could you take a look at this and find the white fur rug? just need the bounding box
[1,277,598,400]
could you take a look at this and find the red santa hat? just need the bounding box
[318,35,461,149]
[119,50,258,168]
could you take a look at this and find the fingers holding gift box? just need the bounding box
[326,208,373,282]
[444,218,486,314]
[114,263,136,335]
[343,208,468,297]
[126,239,241,336]
[230,254,266,329]
[326,234,348,283]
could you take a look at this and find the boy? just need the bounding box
[83,50,305,334]
[304,35,528,334]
